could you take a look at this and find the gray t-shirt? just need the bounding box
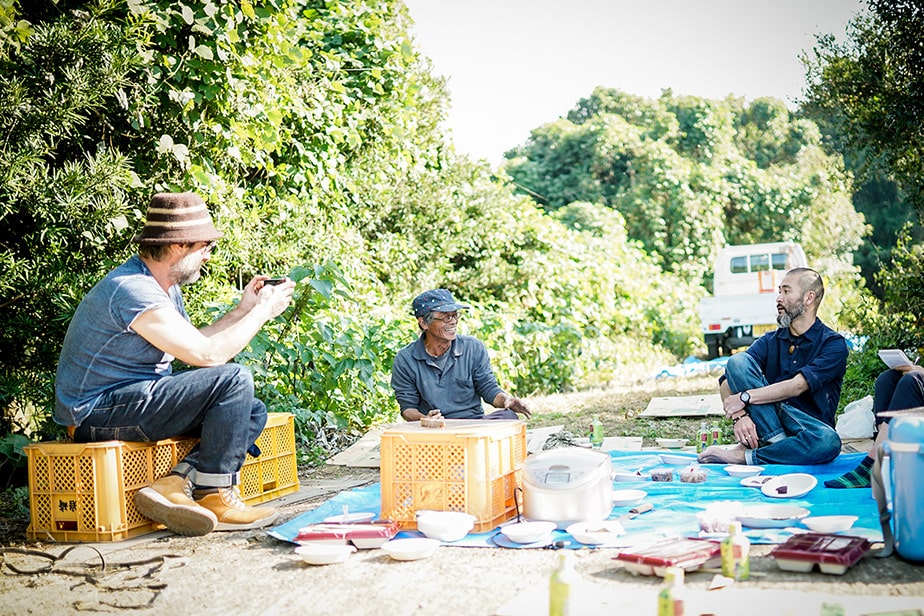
[390,334,504,419]
[54,255,187,426]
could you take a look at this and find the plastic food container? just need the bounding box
[770,533,871,575]
[294,521,400,549]
[613,537,722,576]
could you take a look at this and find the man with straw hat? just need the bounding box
[54,192,295,535]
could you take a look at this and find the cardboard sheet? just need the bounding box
[640,394,723,417]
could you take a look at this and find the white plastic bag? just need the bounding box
[835,395,875,439]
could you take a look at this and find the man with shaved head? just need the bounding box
[699,267,847,466]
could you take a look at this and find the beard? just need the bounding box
[169,251,203,286]
[776,300,805,328]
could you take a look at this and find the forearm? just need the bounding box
[189,309,269,366]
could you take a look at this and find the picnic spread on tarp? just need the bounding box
[270,450,882,549]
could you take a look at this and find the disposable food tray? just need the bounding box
[613,537,722,576]
[770,533,871,575]
[295,521,400,549]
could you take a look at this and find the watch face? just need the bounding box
[740,391,750,404]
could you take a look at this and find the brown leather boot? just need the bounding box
[194,486,278,531]
[134,474,218,536]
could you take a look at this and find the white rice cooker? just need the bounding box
[522,447,613,529]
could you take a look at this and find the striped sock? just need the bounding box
[824,456,874,489]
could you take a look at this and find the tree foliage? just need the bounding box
[0,1,705,448]
[503,88,868,310]
[801,0,924,217]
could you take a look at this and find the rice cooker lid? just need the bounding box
[524,447,611,490]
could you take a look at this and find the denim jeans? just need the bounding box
[724,353,841,465]
[875,370,924,423]
[72,363,267,488]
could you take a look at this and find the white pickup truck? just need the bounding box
[699,242,808,359]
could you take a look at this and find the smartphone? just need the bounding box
[263,277,287,286]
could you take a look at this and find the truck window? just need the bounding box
[750,253,770,271]
[730,256,748,274]
[772,252,789,270]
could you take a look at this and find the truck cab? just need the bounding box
[699,242,808,359]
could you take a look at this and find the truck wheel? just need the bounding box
[706,339,721,360]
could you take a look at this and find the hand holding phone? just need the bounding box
[263,277,287,286]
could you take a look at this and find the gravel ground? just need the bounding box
[3,377,924,615]
[2,464,923,616]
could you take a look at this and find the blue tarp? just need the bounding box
[269,451,882,548]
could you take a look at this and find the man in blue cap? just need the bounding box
[390,289,531,421]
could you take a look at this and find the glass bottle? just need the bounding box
[656,566,686,616]
[589,415,604,449]
[721,521,750,581]
[549,551,578,616]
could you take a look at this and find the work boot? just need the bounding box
[193,486,278,531]
[134,474,218,536]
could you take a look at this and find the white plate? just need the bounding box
[655,438,687,449]
[323,511,377,524]
[611,489,647,507]
[740,475,775,488]
[380,538,441,561]
[724,464,765,478]
[500,521,557,544]
[659,453,699,465]
[294,543,356,565]
[566,520,627,545]
[737,505,810,528]
[801,515,858,533]
[614,470,649,482]
[760,473,818,499]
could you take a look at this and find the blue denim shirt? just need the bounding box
[390,334,504,419]
[54,255,186,426]
[744,318,848,427]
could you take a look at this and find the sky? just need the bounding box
[402,0,866,166]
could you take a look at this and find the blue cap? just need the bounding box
[412,289,471,318]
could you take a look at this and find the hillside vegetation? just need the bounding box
[1,1,921,469]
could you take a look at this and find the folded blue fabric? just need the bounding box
[270,451,882,548]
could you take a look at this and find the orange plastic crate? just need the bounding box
[26,413,298,542]
[379,419,526,533]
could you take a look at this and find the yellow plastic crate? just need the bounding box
[379,419,526,533]
[239,412,299,505]
[26,412,298,542]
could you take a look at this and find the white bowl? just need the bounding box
[659,453,699,465]
[322,511,377,524]
[611,489,647,507]
[380,538,441,561]
[801,515,858,533]
[737,505,810,528]
[656,438,687,449]
[500,521,557,544]
[761,473,818,499]
[566,520,627,545]
[416,511,476,542]
[294,543,356,565]
[723,464,765,478]
[614,470,648,482]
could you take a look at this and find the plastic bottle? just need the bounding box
[710,422,721,446]
[720,521,750,580]
[589,416,604,449]
[549,551,578,616]
[656,566,686,616]
[697,421,709,453]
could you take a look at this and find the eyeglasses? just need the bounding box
[200,241,217,255]
[431,312,460,323]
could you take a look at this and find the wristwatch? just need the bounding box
[739,390,751,407]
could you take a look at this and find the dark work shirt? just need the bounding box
[744,318,848,427]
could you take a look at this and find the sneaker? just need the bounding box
[194,486,279,531]
[134,474,218,536]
